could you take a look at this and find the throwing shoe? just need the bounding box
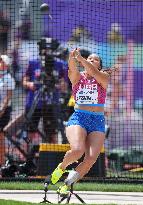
[51,163,65,184]
[57,184,69,197]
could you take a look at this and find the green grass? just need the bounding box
[0,182,143,192]
[0,200,38,205]
[0,199,117,205]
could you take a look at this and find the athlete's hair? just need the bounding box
[99,57,103,70]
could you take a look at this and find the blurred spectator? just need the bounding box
[0,54,15,165]
[9,37,21,83]
[54,45,72,121]
[107,23,124,44]
[0,10,10,53]
[104,55,127,116]
[8,19,39,86]
[22,43,69,144]
[69,25,90,43]
[9,37,39,86]
[67,25,97,53]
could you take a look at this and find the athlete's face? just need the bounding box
[87,54,101,70]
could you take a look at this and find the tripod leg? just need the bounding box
[70,184,86,204]
[57,106,66,143]
[40,183,52,204]
[5,133,27,158]
[44,176,52,184]
[66,192,72,204]
[73,193,86,204]
[40,194,51,204]
[58,195,68,204]
[56,105,67,144]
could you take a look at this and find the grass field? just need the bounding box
[0,199,117,205]
[0,181,142,192]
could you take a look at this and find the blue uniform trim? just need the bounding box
[74,109,104,115]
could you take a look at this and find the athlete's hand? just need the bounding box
[68,49,76,62]
[73,48,82,62]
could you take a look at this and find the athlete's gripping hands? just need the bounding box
[51,48,109,196]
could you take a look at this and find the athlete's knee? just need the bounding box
[71,147,85,158]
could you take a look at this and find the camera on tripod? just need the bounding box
[37,37,60,54]
[36,37,61,89]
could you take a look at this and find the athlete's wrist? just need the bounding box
[75,55,82,62]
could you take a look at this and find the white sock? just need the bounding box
[65,170,80,186]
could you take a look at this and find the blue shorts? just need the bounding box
[66,109,105,134]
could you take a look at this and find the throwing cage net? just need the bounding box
[0,0,143,182]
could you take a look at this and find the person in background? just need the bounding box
[104,55,127,116]
[22,44,69,145]
[67,25,97,53]
[107,23,124,44]
[0,55,15,165]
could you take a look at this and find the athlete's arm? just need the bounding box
[74,49,109,89]
[68,49,81,86]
